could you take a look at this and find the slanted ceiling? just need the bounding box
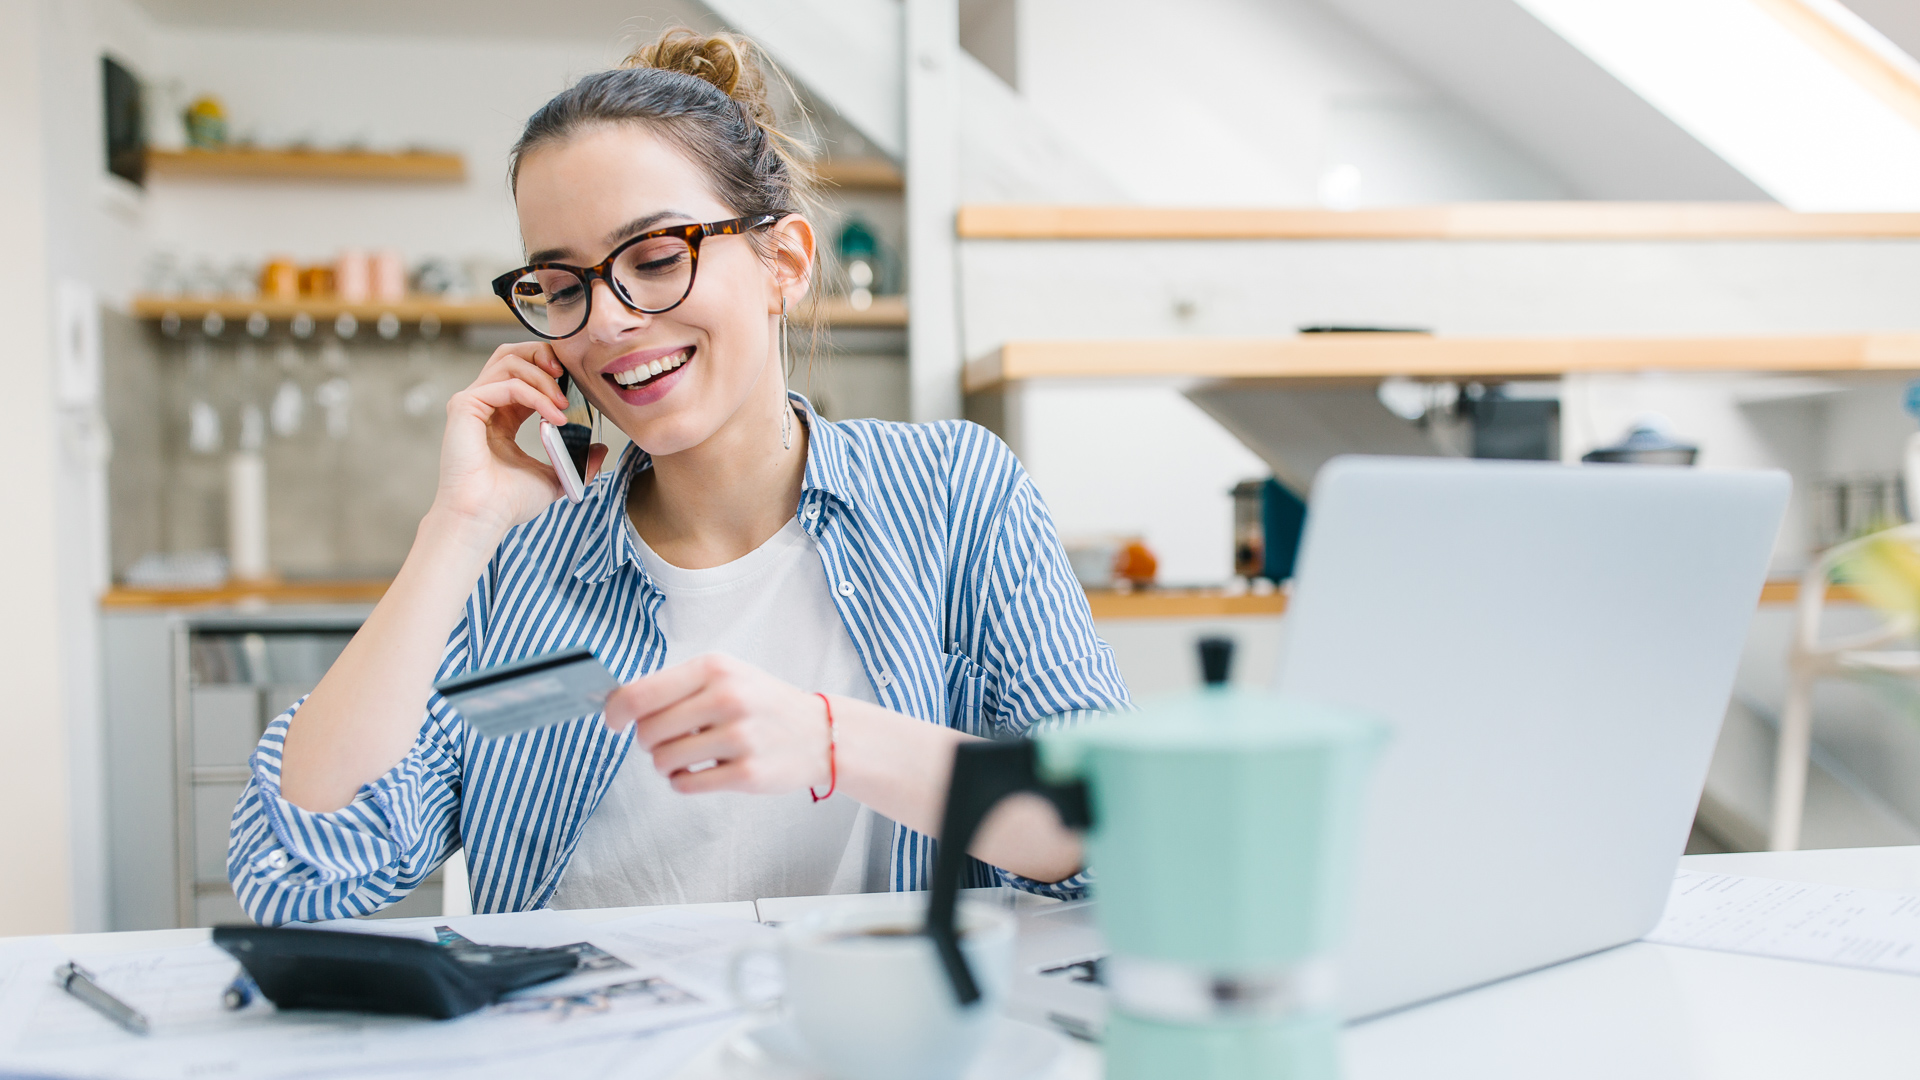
[1844,0,1920,60]
[1312,0,1771,201]
[128,0,717,42]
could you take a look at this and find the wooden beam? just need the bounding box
[1752,0,1920,136]
[965,334,1920,392]
[955,203,1920,241]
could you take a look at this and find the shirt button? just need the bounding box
[837,581,855,596]
[804,505,820,520]
[877,671,894,688]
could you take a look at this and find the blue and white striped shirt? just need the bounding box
[228,396,1130,924]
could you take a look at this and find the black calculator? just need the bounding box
[213,925,583,1020]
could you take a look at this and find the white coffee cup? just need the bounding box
[730,900,1016,1080]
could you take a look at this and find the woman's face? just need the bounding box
[512,124,811,457]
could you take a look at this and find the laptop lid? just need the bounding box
[1277,456,1788,1019]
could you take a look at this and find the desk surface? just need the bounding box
[1345,846,1920,1080]
[13,849,1919,1079]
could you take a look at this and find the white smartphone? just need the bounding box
[542,373,594,504]
[541,421,587,503]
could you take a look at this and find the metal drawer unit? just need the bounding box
[105,605,447,929]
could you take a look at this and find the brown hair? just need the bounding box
[508,28,817,258]
[510,29,829,395]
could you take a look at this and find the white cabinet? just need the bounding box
[103,606,446,929]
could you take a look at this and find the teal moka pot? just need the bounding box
[926,648,1385,1080]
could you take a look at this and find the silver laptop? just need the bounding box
[1010,455,1788,1030]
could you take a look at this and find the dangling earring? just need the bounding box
[779,296,794,451]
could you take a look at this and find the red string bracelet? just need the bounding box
[810,692,838,803]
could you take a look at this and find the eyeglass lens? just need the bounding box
[506,234,696,337]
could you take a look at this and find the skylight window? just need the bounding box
[1513,0,1920,210]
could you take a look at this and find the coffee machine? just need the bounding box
[926,648,1384,1079]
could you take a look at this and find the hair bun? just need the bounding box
[626,28,776,129]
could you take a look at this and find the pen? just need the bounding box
[222,971,257,1010]
[53,961,149,1036]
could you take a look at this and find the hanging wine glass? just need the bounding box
[186,338,221,455]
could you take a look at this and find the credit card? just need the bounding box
[434,646,620,739]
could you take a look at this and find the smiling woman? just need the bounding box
[225,28,1130,923]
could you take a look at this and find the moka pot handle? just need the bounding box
[924,739,1090,1006]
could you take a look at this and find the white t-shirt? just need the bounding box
[549,516,892,909]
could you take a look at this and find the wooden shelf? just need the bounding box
[1758,580,1867,605]
[956,203,1920,241]
[802,294,908,328]
[816,157,903,192]
[132,294,512,325]
[101,580,390,609]
[964,334,1920,392]
[132,293,905,330]
[1085,588,1288,619]
[146,147,466,182]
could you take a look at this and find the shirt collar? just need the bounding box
[570,392,862,585]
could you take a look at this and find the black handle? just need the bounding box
[1198,636,1235,686]
[924,739,1090,1006]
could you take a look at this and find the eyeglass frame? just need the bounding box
[490,213,779,340]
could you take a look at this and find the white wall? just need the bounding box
[1322,96,1565,206]
[1561,373,1836,574]
[21,0,170,935]
[1,0,75,936]
[1011,380,1268,585]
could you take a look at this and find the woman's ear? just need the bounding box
[768,214,815,310]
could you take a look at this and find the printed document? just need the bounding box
[1646,870,1920,974]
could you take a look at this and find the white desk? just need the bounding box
[1344,846,1920,1080]
[11,851,1920,1079]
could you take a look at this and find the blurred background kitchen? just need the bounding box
[7,0,1920,936]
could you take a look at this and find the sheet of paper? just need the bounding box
[0,909,778,1080]
[579,908,782,1005]
[1645,870,1920,974]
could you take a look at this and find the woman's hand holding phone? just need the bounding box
[431,341,609,544]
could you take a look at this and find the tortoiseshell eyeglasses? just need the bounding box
[491,214,776,340]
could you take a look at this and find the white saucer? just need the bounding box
[722,1014,1063,1080]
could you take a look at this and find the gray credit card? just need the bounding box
[435,646,620,739]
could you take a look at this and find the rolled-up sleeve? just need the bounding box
[981,474,1131,732]
[969,445,1131,899]
[227,620,474,925]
